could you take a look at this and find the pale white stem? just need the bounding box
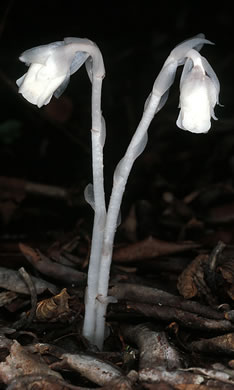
[94,92,161,349]
[82,65,106,343]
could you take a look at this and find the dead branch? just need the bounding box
[51,352,126,386]
[19,243,86,285]
[12,267,38,330]
[109,283,225,320]
[0,266,57,295]
[110,301,234,332]
[191,333,234,356]
[113,236,199,262]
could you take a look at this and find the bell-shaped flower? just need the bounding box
[176,49,220,133]
[152,34,213,113]
[16,39,91,108]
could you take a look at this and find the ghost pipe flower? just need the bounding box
[16,40,89,107]
[176,49,220,133]
[16,38,106,345]
[93,34,218,350]
[16,34,220,351]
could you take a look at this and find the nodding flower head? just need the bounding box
[16,39,91,108]
[176,49,220,134]
[152,33,215,113]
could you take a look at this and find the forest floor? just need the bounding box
[1,22,234,389]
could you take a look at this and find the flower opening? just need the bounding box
[16,40,89,108]
[176,50,219,134]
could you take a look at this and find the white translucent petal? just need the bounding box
[44,47,73,78]
[53,73,70,98]
[18,64,43,105]
[70,52,89,75]
[19,41,64,65]
[201,56,220,103]
[64,37,93,46]
[16,74,26,87]
[182,111,211,133]
[177,101,211,133]
[176,110,183,129]
[37,74,66,107]
[18,63,66,108]
[84,183,95,210]
[179,58,193,89]
[41,93,54,106]
[166,33,214,66]
[192,33,206,51]
[177,67,213,133]
[206,79,218,119]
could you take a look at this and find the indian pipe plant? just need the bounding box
[16,33,220,350]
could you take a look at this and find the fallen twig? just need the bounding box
[0,266,57,295]
[51,352,127,386]
[109,283,225,320]
[13,267,38,329]
[113,236,199,262]
[110,301,234,332]
[19,243,86,285]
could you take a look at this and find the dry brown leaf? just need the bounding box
[218,258,234,300]
[0,291,17,307]
[36,288,71,322]
[177,255,209,299]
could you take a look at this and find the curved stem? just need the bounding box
[94,93,161,349]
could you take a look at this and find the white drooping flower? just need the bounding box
[176,49,220,133]
[152,33,213,112]
[16,39,91,108]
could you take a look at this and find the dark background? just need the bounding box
[0,1,233,235]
